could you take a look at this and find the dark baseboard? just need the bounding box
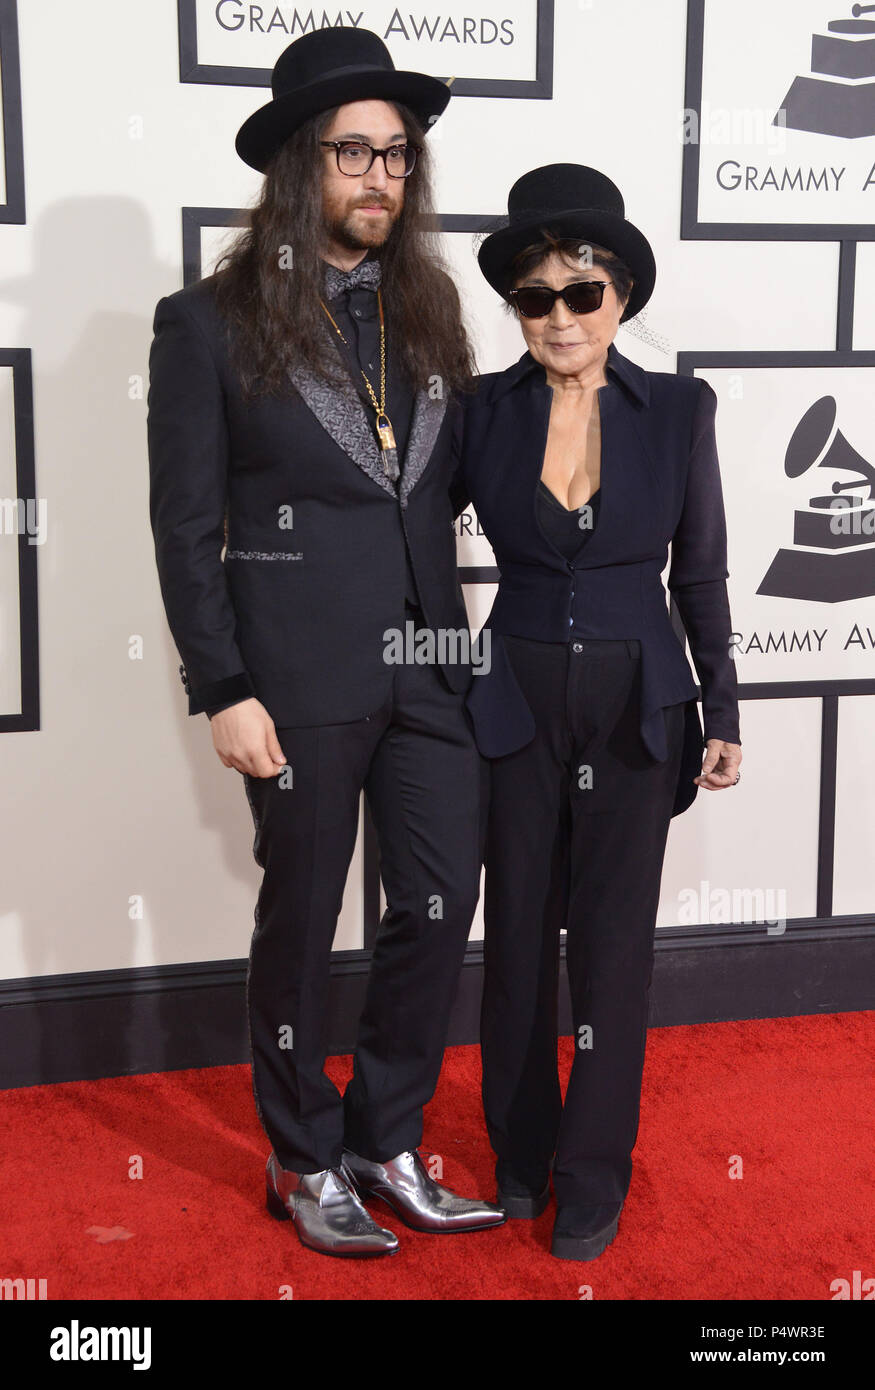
[0,918,872,1089]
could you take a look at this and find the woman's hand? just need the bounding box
[694,739,742,790]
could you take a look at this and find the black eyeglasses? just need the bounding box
[320,140,421,178]
[507,280,612,318]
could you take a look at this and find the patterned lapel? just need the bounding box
[401,389,447,502]
[288,326,447,500]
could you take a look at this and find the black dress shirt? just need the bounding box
[321,271,419,606]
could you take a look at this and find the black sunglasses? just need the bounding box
[507,280,612,318]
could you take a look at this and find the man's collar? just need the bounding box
[489,339,650,407]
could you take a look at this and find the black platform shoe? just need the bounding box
[550,1201,623,1260]
[495,1161,552,1219]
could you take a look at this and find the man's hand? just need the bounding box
[694,739,742,790]
[209,698,287,777]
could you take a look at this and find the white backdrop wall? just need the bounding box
[1,0,874,982]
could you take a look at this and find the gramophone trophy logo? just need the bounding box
[758,395,875,601]
[683,1,875,233]
[775,3,875,138]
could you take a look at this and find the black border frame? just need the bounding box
[177,0,554,100]
[676,348,875,921]
[0,347,39,731]
[681,0,875,242]
[0,0,25,223]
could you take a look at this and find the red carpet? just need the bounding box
[1,1013,872,1300]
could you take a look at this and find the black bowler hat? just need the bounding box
[235,28,452,173]
[478,163,656,322]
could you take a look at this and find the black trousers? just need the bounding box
[481,634,685,1208]
[242,625,484,1174]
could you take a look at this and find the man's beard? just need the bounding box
[324,197,400,250]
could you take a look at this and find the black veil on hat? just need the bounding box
[477,163,656,322]
[235,28,452,173]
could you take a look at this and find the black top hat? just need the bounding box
[235,28,452,172]
[478,164,656,322]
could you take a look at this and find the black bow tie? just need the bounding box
[323,258,382,299]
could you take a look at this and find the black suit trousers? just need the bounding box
[242,627,484,1173]
[480,634,685,1207]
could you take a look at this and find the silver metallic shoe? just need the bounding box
[341,1147,507,1233]
[265,1152,399,1257]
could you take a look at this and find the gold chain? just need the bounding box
[320,287,396,451]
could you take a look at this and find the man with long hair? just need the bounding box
[147,29,504,1257]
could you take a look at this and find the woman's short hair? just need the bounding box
[501,231,633,315]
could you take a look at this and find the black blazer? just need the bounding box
[147,274,470,724]
[451,340,741,818]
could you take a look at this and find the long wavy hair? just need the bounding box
[212,102,476,401]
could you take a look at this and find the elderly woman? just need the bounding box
[451,164,742,1261]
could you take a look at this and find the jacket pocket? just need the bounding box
[224,550,303,561]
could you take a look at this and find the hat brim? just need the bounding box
[236,67,451,172]
[478,209,656,321]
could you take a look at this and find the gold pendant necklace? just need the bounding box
[320,287,398,474]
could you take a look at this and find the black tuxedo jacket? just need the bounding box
[451,341,742,818]
[147,275,470,724]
